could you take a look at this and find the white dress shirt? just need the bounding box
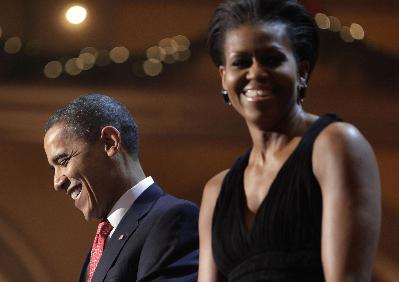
[106,176,154,238]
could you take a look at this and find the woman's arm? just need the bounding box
[313,122,381,282]
[198,170,228,282]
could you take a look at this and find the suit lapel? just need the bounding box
[91,183,164,282]
[78,251,90,282]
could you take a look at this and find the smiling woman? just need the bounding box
[198,0,381,281]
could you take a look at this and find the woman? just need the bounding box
[198,0,381,281]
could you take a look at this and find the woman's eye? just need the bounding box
[231,58,251,68]
[262,56,283,67]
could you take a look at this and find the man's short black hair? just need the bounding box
[44,94,139,158]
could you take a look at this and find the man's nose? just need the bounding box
[54,174,70,192]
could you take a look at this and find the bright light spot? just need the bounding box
[78,52,96,70]
[163,54,176,64]
[95,50,110,67]
[110,46,130,63]
[173,49,191,62]
[315,13,330,29]
[173,35,190,51]
[158,38,178,55]
[143,59,163,76]
[65,58,82,75]
[146,46,166,61]
[350,23,365,40]
[340,26,354,43]
[65,5,87,25]
[80,46,98,58]
[328,16,341,32]
[4,37,22,54]
[44,61,63,78]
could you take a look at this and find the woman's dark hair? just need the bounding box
[207,0,319,75]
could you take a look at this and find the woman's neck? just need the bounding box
[246,108,315,161]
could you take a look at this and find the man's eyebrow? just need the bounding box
[51,153,69,164]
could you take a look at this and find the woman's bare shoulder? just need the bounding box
[313,120,378,189]
[313,121,373,160]
[202,169,230,203]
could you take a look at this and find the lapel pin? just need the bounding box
[118,234,126,240]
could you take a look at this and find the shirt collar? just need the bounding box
[107,176,154,237]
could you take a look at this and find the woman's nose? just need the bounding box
[246,60,268,81]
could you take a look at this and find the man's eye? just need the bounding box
[59,158,70,167]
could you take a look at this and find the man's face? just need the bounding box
[44,123,118,221]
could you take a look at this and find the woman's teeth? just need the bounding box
[244,89,269,98]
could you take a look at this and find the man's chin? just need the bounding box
[81,209,95,222]
[82,209,104,222]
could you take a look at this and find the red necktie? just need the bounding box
[87,220,113,282]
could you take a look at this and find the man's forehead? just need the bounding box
[44,124,69,144]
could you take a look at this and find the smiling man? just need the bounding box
[43,94,199,282]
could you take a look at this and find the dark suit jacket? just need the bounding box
[78,183,199,282]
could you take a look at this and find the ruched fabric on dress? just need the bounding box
[212,114,342,281]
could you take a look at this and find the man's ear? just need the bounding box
[100,126,121,157]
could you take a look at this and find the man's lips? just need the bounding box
[67,185,82,200]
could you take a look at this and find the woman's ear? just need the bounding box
[298,61,310,82]
[100,126,121,157]
[219,65,227,90]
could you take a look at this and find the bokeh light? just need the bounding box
[340,26,354,43]
[78,52,96,70]
[173,35,190,51]
[110,46,130,63]
[163,54,176,64]
[143,59,163,76]
[315,13,330,29]
[65,5,87,25]
[146,46,166,61]
[65,58,82,75]
[80,47,98,58]
[44,61,63,78]
[173,49,191,62]
[350,23,365,40]
[4,37,22,54]
[329,16,341,32]
[158,38,178,55]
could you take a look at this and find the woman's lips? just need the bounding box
[242,89,273,100]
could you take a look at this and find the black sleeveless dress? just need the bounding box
[212,114,342,281]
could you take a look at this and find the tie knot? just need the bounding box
[96,220,113,237]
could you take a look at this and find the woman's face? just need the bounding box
[219,22,308,129]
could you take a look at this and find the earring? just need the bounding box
[221,89,231,105]
[297,78,308,105]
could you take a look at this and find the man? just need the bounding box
[43,94,199,281]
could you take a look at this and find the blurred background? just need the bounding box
[0,0,398,281]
